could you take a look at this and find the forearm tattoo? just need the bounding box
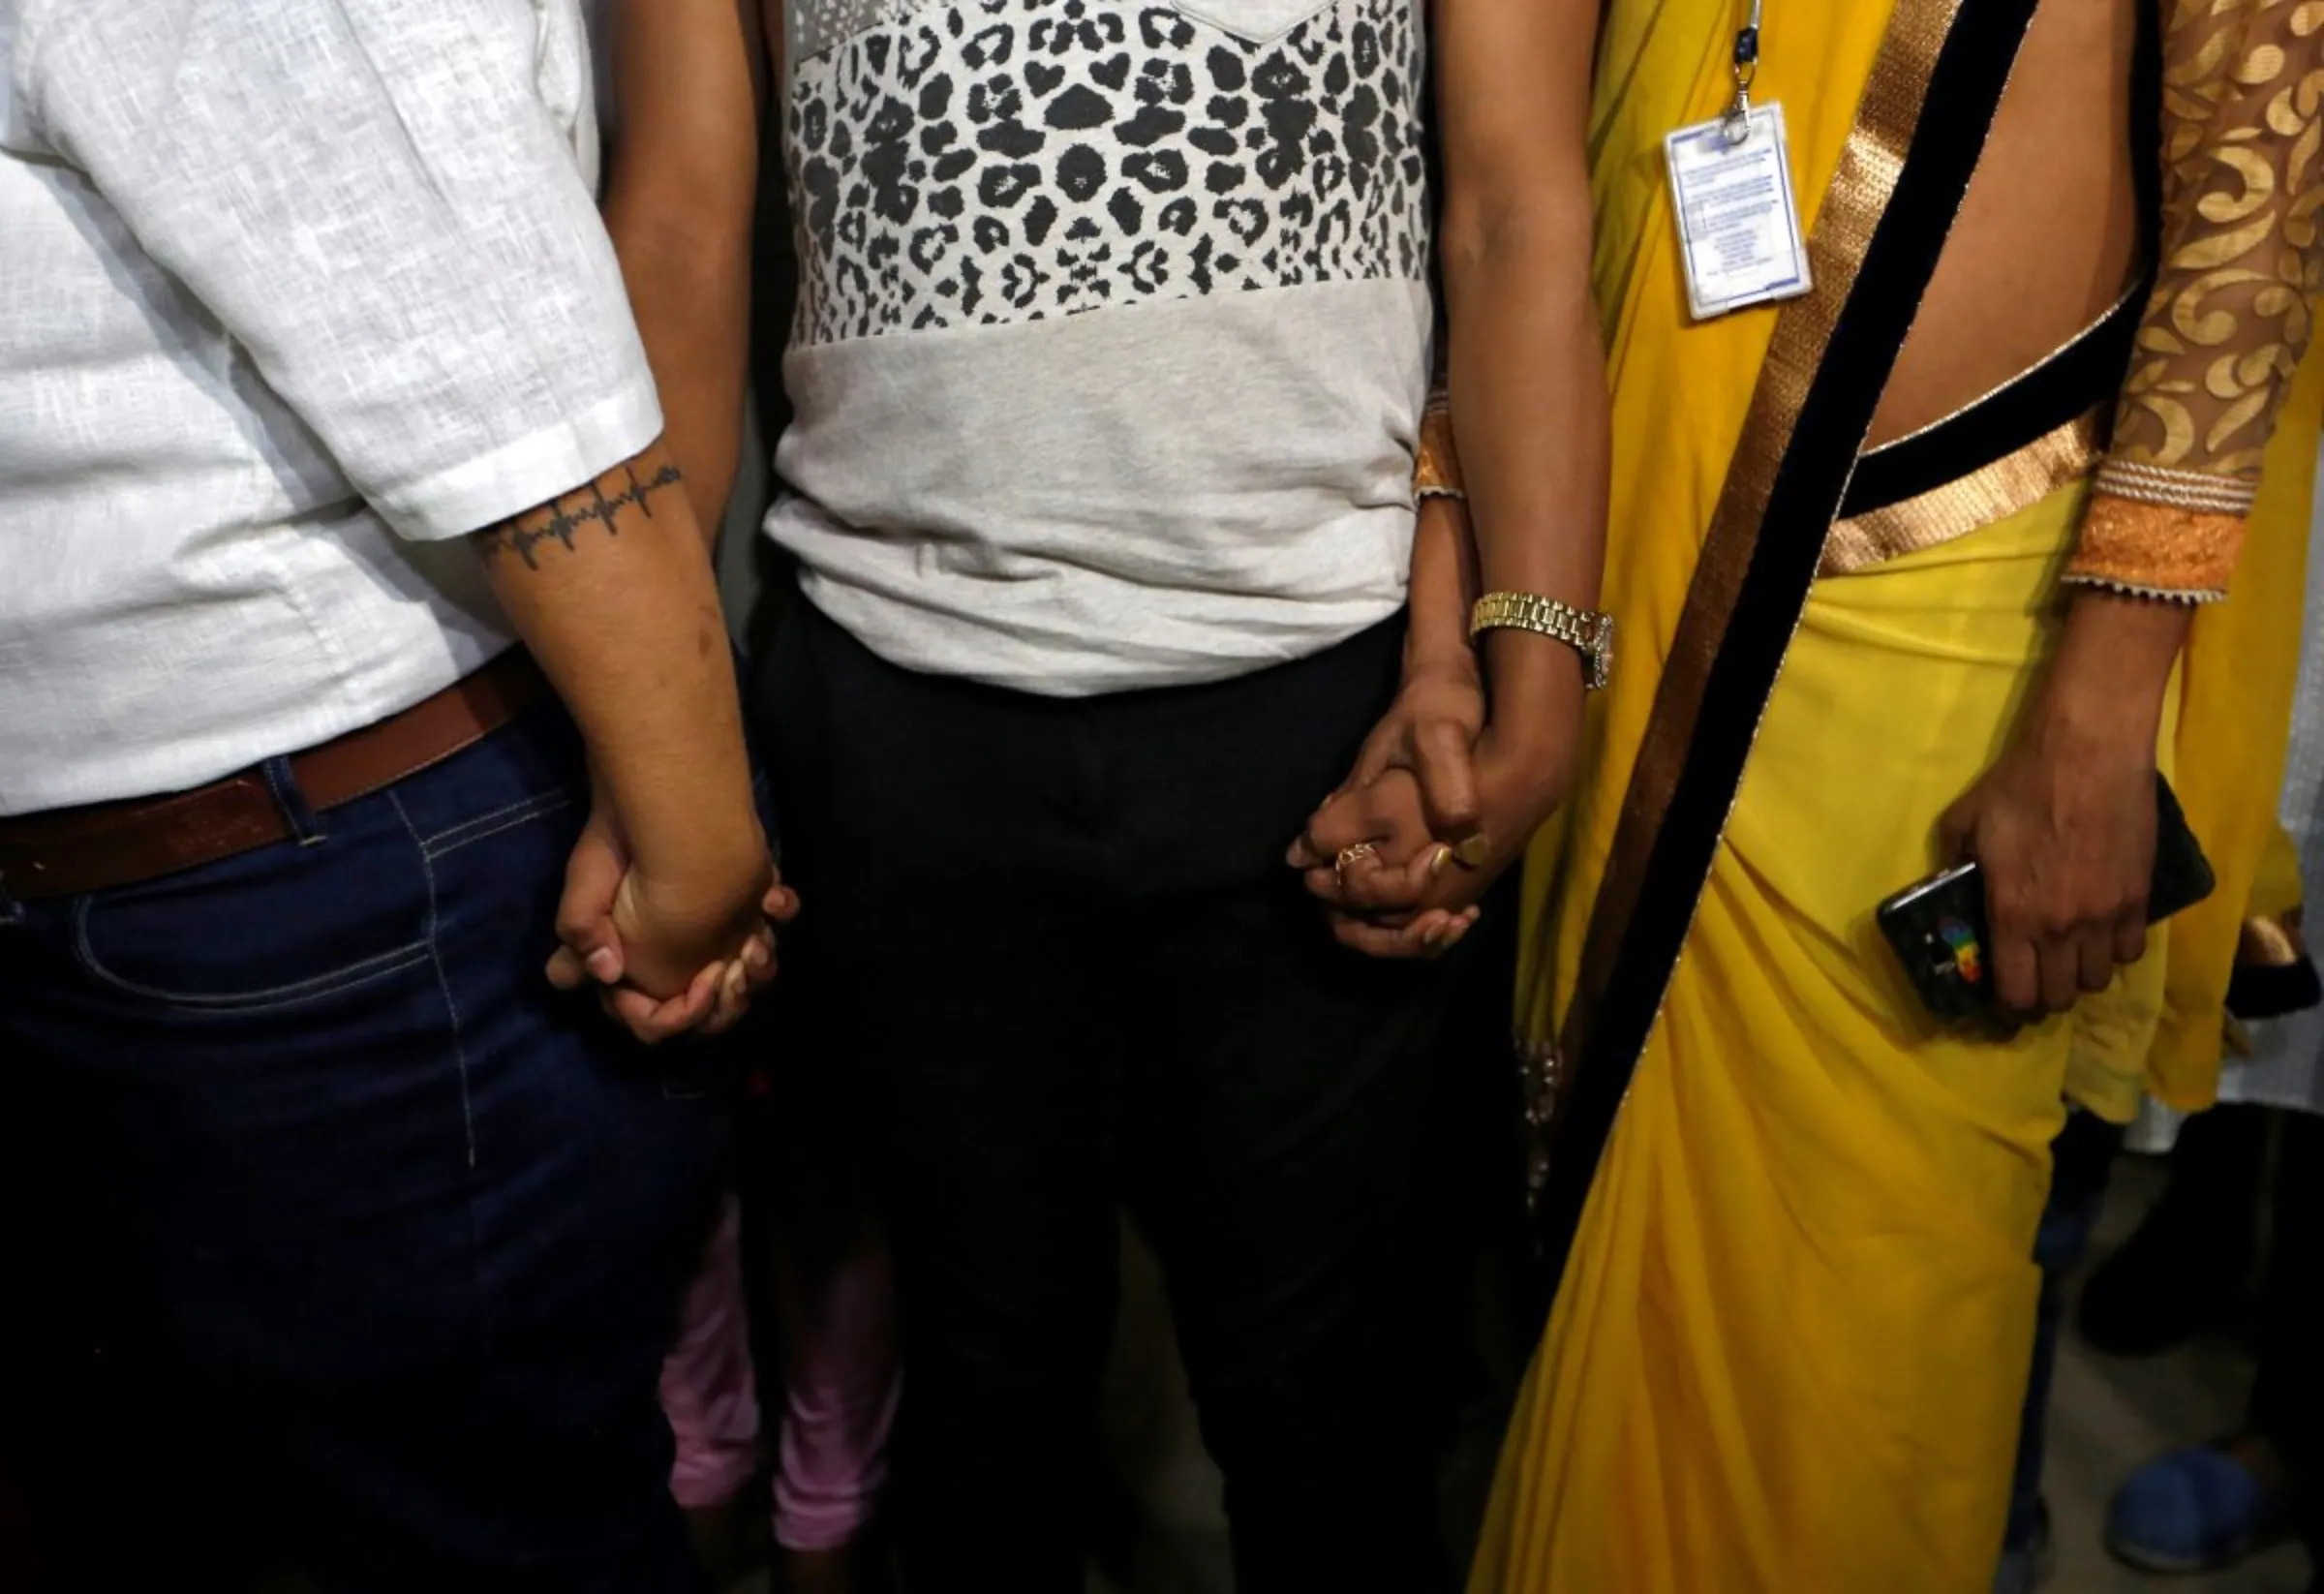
[477,462,685,570]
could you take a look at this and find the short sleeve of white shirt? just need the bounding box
[12,0,661,542]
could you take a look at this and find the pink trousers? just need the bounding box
[658,1194,899,1552]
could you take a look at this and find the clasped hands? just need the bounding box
[543,772,796,1045]
[1288,650,1576,958]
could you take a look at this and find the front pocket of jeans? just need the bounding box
[73,830,433,1013]
[415,787,577,859]
[1170,0,1338,45]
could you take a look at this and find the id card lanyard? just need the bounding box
[1664,0,1814,321]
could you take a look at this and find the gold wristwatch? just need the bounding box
[1470,592,1616,692]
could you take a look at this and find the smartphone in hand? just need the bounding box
[1877,774,2216,1019]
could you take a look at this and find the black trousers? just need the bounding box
[759,598,1459,1592]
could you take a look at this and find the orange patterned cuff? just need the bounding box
[2063,487,2245,603]
[1415,392,1464,501]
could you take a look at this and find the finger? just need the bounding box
[1446,833,1495,873]
[637,980,720,1044]
[602,990,675,1046]
[1415,906,1481,948]
[2076,927,2116,995]
[1344,723,1405,791]
[548,941,623,990]
[1287,800,1353,870]
[611,963,723,1046]
[1423,926,1469,961]
[1292,817,1357,877]
[1405,841,1480,902]
[708,956,749,1021]
[1302,854,1431,914]
[1412,720,1483,838]
[2113,910,2149,969]
[1366,842,1454,909]
[702,959,754,1035]
[1301,861,1350,905]
[1427,904,1485,954]
[2036,937,2081,1014]
[606,987,687,1046]
[1992,933,2042,1014]
[554,841,627,986]
[1413,911,1467,956]
[1935,797,1975,863]
[742,927,779,989]
[763,880,802,923]
[1328,907,1462,959]
[1313,782,1406,857]
[1289,792,1379,871]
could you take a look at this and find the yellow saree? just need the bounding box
[1472,2,2324,1590]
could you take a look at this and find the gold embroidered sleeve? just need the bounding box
[2068,0,2324,601]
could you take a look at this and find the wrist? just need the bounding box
[1480,715,1577,833]
[1482,631,1583,781]
[2037,592,2186,754]
[2033,686,2163,768]
[1483,627,1585,717]
[1394,592,1487,678]
[1402,633,1483,690]
[626,804,766,904]
[2028,661,2164,770]
[1403,494,1482,676]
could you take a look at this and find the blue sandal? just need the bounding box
[2104,1443,2285,1574]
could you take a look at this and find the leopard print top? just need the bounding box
[783,0,1430,344]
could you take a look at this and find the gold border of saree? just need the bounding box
[1821,409,2105,574]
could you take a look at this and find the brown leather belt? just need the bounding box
[0,650,548,902]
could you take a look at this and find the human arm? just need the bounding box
[477,445,772,1008]
[1432,0,1608,767]
[1946,0,2324,1010]
[1291,0,1608,952]
[602,0,767,538]
[544,0,791,1026]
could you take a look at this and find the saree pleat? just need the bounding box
[1484,494,2148,1594]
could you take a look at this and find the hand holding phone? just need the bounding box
[1877,773,2215,1019]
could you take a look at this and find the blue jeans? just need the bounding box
[0,705,720,1592]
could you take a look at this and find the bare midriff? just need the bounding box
[1864,0,2143,448]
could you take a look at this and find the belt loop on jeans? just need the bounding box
[260,754,328,846]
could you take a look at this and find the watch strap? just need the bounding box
[1469,591,1615,691]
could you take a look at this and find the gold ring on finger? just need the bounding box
[1334,841,1379,893]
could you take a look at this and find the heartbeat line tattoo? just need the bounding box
[479,462,683,569]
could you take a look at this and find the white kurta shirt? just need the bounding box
[0,0,663,815]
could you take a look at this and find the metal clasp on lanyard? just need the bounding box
[1723,0,1762,144]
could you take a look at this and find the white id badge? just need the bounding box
[1665,104,1812,322]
